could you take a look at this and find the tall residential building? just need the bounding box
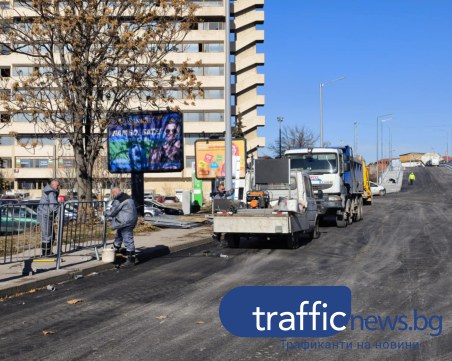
[0,0,265,199]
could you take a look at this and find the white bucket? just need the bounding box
[102,247,116,263]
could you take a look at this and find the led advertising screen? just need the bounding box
[194,139,246,179]
[108,112,183,173]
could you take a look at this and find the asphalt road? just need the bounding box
[1,167,451,361]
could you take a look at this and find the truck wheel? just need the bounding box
[309,218,321,240]
[336,216,347,228]
[225,234,240,248]
[358,198,364,221]
[286,233,300,249]
[346,199,353,225]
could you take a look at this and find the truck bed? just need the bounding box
[212,206,312,235]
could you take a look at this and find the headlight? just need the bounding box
[328,195,342,201]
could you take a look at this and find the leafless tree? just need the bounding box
[268,125,319,158]
[0,0,200,200]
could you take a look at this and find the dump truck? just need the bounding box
[212,158,320,249]
[285,146,366,227]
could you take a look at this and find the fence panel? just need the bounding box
[0,200,107,268]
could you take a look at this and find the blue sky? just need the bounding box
[258,0,452,162]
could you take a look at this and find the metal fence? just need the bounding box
[0,200,108,270]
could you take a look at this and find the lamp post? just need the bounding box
[224,0,232,190]
[354,121,358,154]
[319,76,345,147]
[376,113,392,183]
[277,117,284,158]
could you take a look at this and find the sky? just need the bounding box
[258,0,452,163]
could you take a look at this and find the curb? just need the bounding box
[0,237,213,299]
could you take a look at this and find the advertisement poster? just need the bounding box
[108,112,183,173]
[194,139,246,179]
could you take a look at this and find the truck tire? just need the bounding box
[286,233,300,249]
[346,199,353,225]
[336,215,347,228]
[309,218,321,240]
[358,198,364,221]
[225,234,240,248]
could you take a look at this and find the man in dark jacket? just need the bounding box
[106,187,138,267]
[37,179,60,256]
[212,182,235,199]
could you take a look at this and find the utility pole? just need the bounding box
[224,0,232,190]
[277,117,284,158]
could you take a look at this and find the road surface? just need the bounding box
[0,167,451,361]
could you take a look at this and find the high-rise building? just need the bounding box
[0,0,265,199]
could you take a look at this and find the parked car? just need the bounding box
[162,196,179,204]
[0,205,38,233]
[144,200,183,215]
[143,206,164,218]
[369,181,386,196]
[0,195,20,205]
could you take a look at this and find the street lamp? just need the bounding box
[376,113,392,184]
[319,76,345,147]
[277,116,284,158]
[354,121,359,154]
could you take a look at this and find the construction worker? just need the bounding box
[37,179,60,256]
[409,172,416,185]
[106,187,138,267]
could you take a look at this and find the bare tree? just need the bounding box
[268,125,319,158]
[56,161,77,194]
[0,0,200,200]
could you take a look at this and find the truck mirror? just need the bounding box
[317,190,324,199]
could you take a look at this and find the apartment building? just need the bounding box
[0,0,265,198]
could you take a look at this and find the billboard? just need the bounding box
[194,139,246,179]
[108,112,183,173]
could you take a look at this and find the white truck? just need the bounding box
[285,146,365,227]
[212,158,320,249]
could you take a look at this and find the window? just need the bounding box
[0,136,14,145]
[204,112,223,122]
[190,66,224,76]
[19,159,32,168]
[37,159,49,168]
[199,22,224,30]
[204,66,224,76]
[0,1,10,10]
[203,43,223,53]
[12,113,29,122]
[182,43,199,53]
[59,158,74,168]
[183,112,202,122]
[183,111,224,122]
[204,89,224,99]
[13,66,37,77]
[0,67,10,78]
[17,158,51,168]
[0,157,12,168]
[0,43,11,55]
[0,113,10,123]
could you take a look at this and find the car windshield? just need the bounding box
[287,153,338,175]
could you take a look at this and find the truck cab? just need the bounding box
[285,146,365,227]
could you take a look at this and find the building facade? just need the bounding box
[0,0,265,199]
